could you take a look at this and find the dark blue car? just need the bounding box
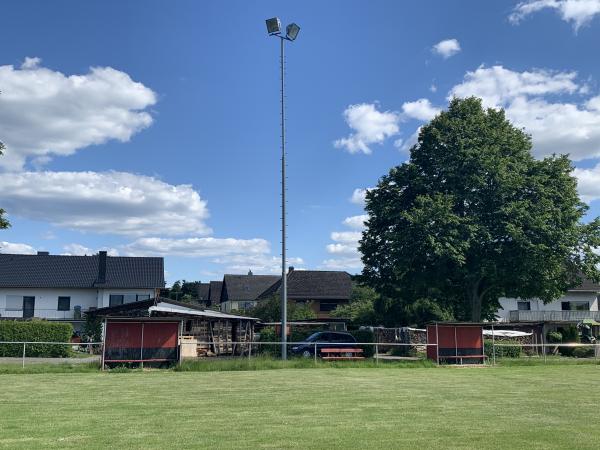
[290,331,357,358]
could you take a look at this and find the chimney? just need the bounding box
[97,251,107,284]
[37,251,49,256]
[248,269,253,276]
[288,266,294,273]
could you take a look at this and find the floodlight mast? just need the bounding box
[265,17,300,360]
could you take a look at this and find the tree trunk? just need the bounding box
[470,281,482,322]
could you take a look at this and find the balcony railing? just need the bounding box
[0,308,88,320]
[509,310,600,322]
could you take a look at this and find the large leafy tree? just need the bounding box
[0,141,9,229]
[360,97,600,322]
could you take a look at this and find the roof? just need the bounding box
[197,283,210,301]
[222,274,280,301]
[209,281,223,303]
[258,270,352,300]
[0,253,164,289]
[90,297,258,321]
[569,278,600,292]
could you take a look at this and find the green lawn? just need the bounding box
[1,364,599,449]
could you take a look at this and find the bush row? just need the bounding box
[484,339,522,359]
[0,320,73,357]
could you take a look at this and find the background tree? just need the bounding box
[249,295,316,322]
[331,283,379,326]
[360,97,600,322]
[0,141,9,230]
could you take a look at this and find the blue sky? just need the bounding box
[2,0,600,285]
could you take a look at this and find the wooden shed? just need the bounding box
[90,298,258,367]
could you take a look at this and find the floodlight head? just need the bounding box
[286,23,300,41]
[266,17,282,35]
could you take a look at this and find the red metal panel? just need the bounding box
[142,322,178,349]
[426,325,436,360]
[437,326,456,348]
[456,325,483,350]
[105,322,142,348]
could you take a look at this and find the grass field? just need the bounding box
[1,363,600,449]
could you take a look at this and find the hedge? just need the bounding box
[484,339,522,359]
[0,320,73,357]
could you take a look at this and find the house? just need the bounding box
[197,282,210,305]
[497,280,600,323]
[219,272,280,312]
[0,250,164,331]
[257,268,352,318]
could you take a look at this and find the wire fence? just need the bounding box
[1,340,599,369]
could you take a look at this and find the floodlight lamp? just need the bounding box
[266,17,282,35]
[286,23,300,41]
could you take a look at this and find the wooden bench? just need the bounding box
[321,348,365,360]
[439,355,487,365]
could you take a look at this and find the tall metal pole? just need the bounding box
[280,36,288,360]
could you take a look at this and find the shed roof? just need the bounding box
[0,252,164,289]
[197,283,210,301]
[209,281,223,303]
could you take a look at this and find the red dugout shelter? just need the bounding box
[427,322,486,365]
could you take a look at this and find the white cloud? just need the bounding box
[510,0,600,31]
[573,163,600,202]
[350,188,373,206]
[449,65,600,161]
[320,256,363,271]
[402,98,441,121]
[449,65,580,107]
[124,237,270,257]
[0,241,36,254]
[0,171,210,236]
[62,243,119,256]
[124,236,303,274]
[432,39,461,59]
[394,127,421,153]
[0,58,156,170]
[430,84,438,93]
[343,214,368,230]
[334,103,400,154]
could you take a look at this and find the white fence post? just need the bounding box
[22,342,26,369]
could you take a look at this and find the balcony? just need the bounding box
[0,308,88,320]
[509,310,600,322]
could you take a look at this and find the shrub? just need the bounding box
[572,346,595,358]
[558,325,580,357]
[484,339,522,359]
[256,326,319,357]
[349,329,375,357]
[546,331,563,343]
[0,320,73,357]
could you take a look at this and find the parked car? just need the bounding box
[290,331,357,358]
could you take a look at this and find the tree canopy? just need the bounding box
[360,97,600,322]
[249,295,316,322]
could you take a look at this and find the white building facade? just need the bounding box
[0,251,164,332]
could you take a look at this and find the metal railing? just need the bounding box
[509,310,600,322]
[0,308,89,320]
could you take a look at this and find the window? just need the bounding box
[57,296,70,311]
[517,301,531,311]
[123,294,137,304]
[5,295,22,311]
[319,302,337,312]
[109,295,124,306]
[137,294,150,301]
[562,301,590,311]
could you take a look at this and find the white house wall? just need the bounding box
[0,288,158,319]
[497,291,599,321]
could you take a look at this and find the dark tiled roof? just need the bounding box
[222,274,280,301]
[258,270,352,300]
[209,281,223,304]
[0,253,164,289]
[197,283,210,301]
[570,278,600,292]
